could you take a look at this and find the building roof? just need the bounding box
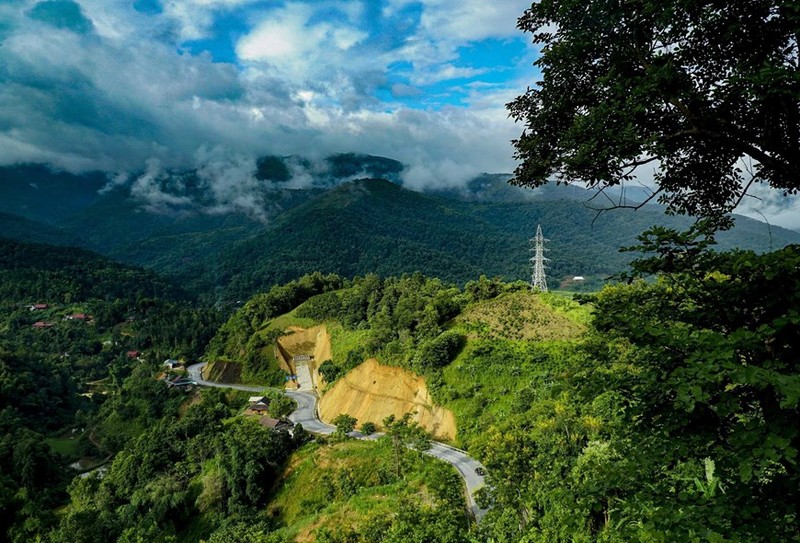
[249,403,270,412]
[126,350,141,358]
[32,321,53,328]
[259,417,291,430]
[248,396,268,404]
[31,303,49,310]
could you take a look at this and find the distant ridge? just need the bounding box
[1,158,797,302]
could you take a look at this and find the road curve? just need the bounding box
[187,362,488,521]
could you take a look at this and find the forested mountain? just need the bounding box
[198,178,799,299]
[2,161,797,302]
[0,238,228,541]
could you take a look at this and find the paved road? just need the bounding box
[187,362,489,521]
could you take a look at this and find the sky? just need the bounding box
[1,0,798,230]
[0,0,538,189]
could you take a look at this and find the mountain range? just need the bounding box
[1,154,797,302]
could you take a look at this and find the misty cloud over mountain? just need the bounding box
[0,0,533,189]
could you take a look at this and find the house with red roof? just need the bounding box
[66,313,90,321]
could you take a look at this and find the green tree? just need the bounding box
[360,422,376,435]
[509,0,800,216]
[318,360,341,383]
[267,395,295,419]
[382,413,430,480]
[332,414,357,436]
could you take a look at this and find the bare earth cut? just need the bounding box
[275,325,333,391]
[319,358,457,442]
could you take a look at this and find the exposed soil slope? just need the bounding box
[275,325,332,387]
[319,358,456,441]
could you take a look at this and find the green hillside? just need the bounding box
[199,247,800,542]
[2,162,796,303]
[203,273,591,452]
[203,178,799,299]
[267,439,466,542]
[0,211,84,247]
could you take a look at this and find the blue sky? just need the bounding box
[0,0,540,188]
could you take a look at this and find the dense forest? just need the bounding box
[1,228,799,541]
[1,161,795,302]
[0,238,225,540]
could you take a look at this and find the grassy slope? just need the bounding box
[440,291,591,451]
[267,439,464,541]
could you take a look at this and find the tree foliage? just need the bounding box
[332,414,358,436]
[509,0,800,216]
[478,239,800,542]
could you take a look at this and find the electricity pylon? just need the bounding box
[530,224,549,292]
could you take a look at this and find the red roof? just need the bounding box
[32,321,53,328]
[126,350,141,358]
[32,304,49,310]
[69,313,89,320]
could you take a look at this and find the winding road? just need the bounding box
[187,362,488,521]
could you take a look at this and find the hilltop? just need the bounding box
[203,273,589,450]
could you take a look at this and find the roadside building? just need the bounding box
[258,417,293,432]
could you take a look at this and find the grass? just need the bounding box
[268,439,463,541]
[45,435,82,460]
[444,338,585,451]
[455,290,587,342]
[441,290,590,450]
[539,291,594,325]
[262,310,317,334]
[327,322,371,365]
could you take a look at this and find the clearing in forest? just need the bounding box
[456,290,586,341]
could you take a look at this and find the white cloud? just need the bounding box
[160,0,265,41]
[416,0,530,43]
[236,3,368,84]
[0,0,526,197]
[411,63,488,85]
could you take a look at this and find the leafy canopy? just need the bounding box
[509,0,800,216]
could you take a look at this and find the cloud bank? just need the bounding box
[0,0,535,189]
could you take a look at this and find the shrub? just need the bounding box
[360,422,376,435]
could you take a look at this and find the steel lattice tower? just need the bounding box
[530,224,549,292]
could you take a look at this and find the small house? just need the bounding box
[126,350,141,359]
[247,402,271,414]
[248,396,269,405]
[32,321,53,328]
[163,359,181,370]
[30,303,49,311]
[258,417,293,432]
[65,313,90,322]
[573,276,585,282]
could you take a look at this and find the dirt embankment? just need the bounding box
[319,358,456,441]
[275,325,332,387]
